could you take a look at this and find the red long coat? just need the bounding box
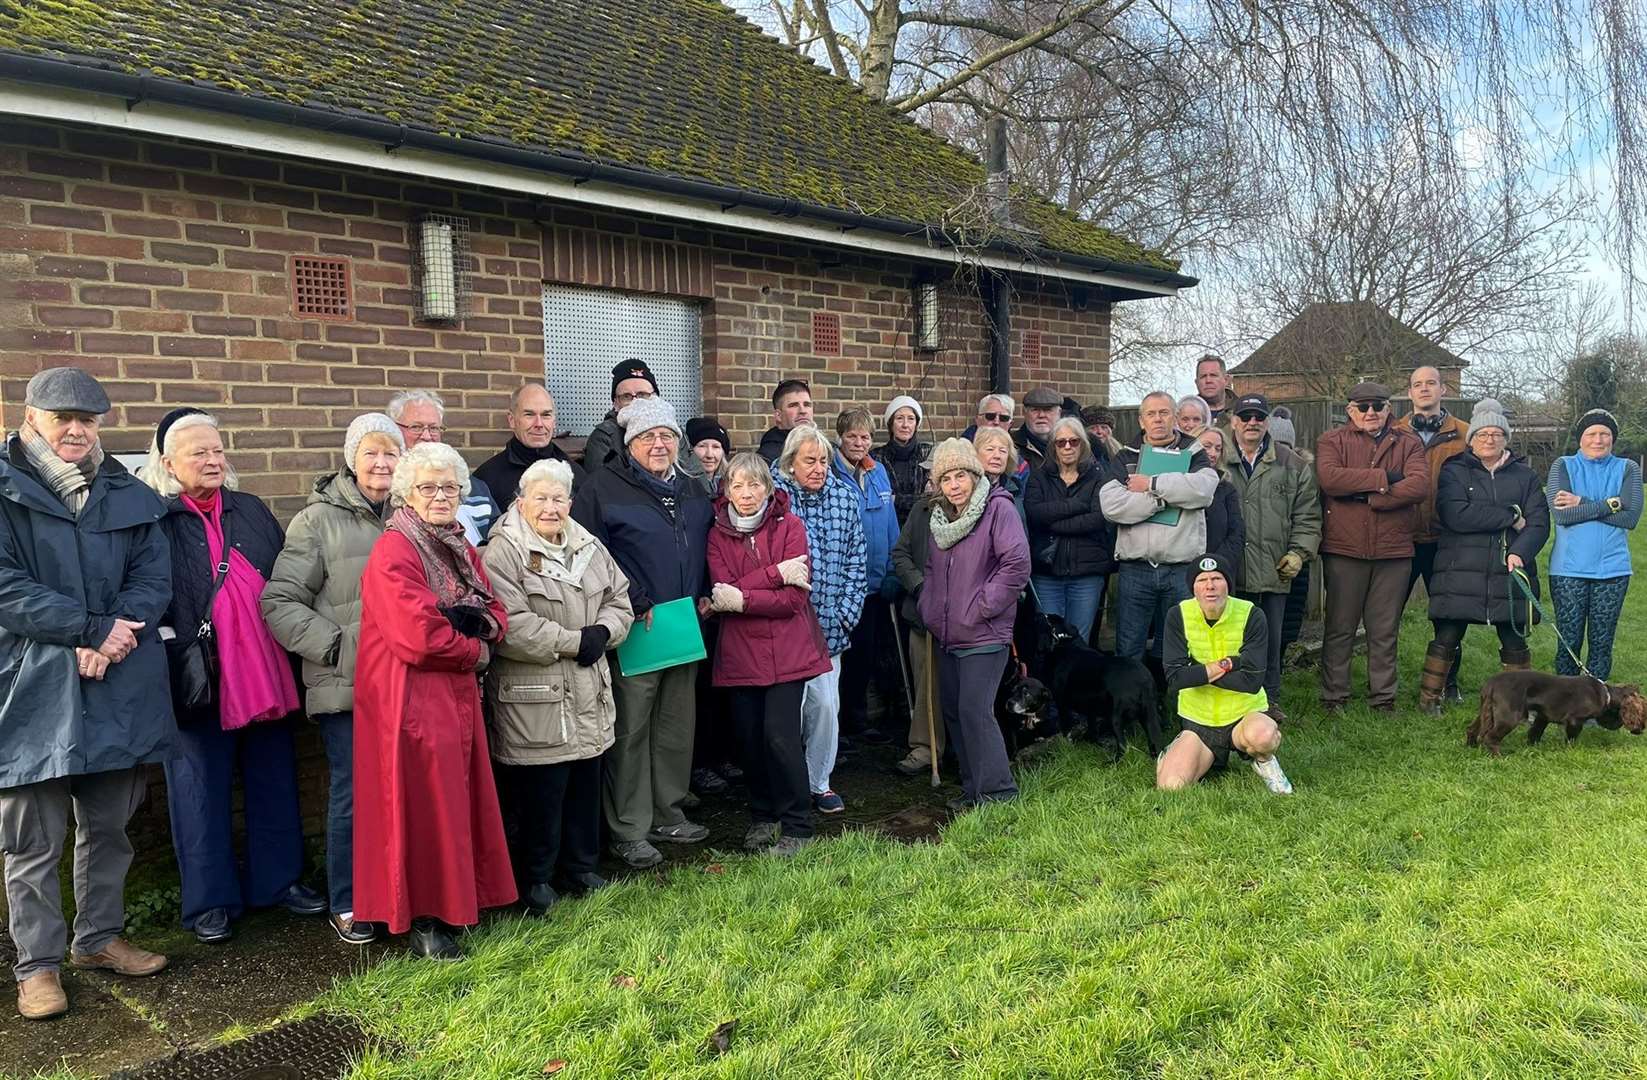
[707,490,832,688]
[352,530,516,933]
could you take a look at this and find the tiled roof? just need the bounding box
[0,0,1181,276]
[1233,301,1468,374]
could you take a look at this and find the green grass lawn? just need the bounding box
[312,527,1647,1079]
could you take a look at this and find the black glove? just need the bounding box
[575,625,611,666]
[1384,469,1404,487]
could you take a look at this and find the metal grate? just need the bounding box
[290,256,351,321]
[812,310,841,356]
[110,1014,380,1080]
[413,213,473,323]
[1022,329,1042,366]
[543,284,703,437]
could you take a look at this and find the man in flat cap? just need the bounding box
[0,367,174,1020]
[1013,386,1062,475]
[1314,381,1428,713]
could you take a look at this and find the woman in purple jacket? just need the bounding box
[918,439,1032,808]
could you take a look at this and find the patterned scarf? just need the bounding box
[930,477,989,550]
[386,506,500,640]
[18,422,103,517]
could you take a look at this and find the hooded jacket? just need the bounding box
[1429,450,1550,624]
[706,489,833,687]
[919,483,1032,650]
[0,439,173,788]
[260,470,389,716]
[481,507,633,766]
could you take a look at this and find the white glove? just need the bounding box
[776,556,811,590]
[710,583,745,613]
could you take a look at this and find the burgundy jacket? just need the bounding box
[1315,422,1429,560]
[706,489,832,688]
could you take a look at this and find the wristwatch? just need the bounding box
[1218,657,1233,672]
[1607,496,1624,513]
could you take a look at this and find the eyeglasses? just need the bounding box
[1235,412,1267,423]
[1473,431,1506,440]
[413,482,461,498]
[1349,400,1389,414]
[614,389,656,407]
[1053,438,1084,448]
[398,423,446,437]
[980,412,1011,422]
[633,430,678,445]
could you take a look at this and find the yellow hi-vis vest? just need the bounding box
[1176,597,1268,727]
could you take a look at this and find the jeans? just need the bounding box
[1114,561,1191,660]
[1550,574,1631,679]
[800,655,843,795]
[1030,574,1106,640]
[315,712,355,915]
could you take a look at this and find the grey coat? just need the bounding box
[481,508,633,765]
[259,471,388,716]
[0,439,173,788]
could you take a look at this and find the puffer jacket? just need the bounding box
[1315,423,1429,560]
[706,489,832,687]
[832,451,898,592]
[0,440,173,788]
[260,471,388,715]
[481,507,633,766]
[1098,433,1219,565]
[919,484,1031,650]
[1204,478,1247,586]
[870,436,931,525]
[1222,438,1322,593]
[1393,411,1470,543]
[1429,450,1550,625]
[1023,458,1118,578]
[772,467,866,655]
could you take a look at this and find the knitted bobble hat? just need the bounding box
[1466,398,1511,443]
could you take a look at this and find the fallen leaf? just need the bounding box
[542,1060,567,1075]
[704,863,726,875]
[702,1018,739,1055]
[611,974,637,989]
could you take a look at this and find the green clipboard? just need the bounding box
[1139,444,1192,526]
[614,596,706,676]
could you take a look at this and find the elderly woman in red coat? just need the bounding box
[353,441,515,960]
[706,452,831,857]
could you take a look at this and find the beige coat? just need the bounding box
[481,507,633,766]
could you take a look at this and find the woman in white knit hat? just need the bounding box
[871,394,931,527]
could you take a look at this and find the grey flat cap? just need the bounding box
[25,367,110,414]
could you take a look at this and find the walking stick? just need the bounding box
[887,604,916,724]
[924,633,940,788]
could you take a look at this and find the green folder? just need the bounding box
[614,596,706,676]
[1139,444,1192,526]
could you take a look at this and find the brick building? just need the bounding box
[1230,301,1466,404]
[0,0,1192,521]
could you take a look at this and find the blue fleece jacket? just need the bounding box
[832,451,898,592]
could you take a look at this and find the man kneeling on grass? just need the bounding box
[1157,554,1293,795]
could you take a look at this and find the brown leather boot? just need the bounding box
[1500,646,1532,672]
[70,938,167,977]
[1418,642,1454,714]
[17,970,68,1020]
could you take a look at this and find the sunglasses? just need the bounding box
[1053,437,1084,448]
[1234,411,1267,423]
[1349,400,1389,413]
[981,412,1011,422]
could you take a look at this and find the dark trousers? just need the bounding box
[938,648,1017,804]
[1322,555,1412,708]
[1432,619,1525,654]
[164,717,305,929]
[497,757,601,885]
[314,712,355,915]
[1235,590,1288,704]
[693,632,734,771]
[730,681,812,838]
[1281,560,1310,656]
[1408,541,1461,689]
[840,594,894,734]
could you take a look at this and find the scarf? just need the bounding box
[627,454,679,517]
[885,437,921,462]
[730,495,771,534]
[387,505,501,640]
[181,493,300,730]
[930,478,990,549]
[19,422,103,517]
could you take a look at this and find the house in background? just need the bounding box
[1230,301,1466,403]
[0,0,1192,518]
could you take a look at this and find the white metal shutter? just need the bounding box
[542,285,702,436]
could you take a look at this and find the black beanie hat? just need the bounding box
[1574,408,1619,443]
[1185,552,1236,593]
[684,416,732,456]
[610,358,659,399]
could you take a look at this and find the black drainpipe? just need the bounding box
[987,273,1011,396]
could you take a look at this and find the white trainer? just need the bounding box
[1251,756,1294,795]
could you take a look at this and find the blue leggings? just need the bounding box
[1549,575,1630,679]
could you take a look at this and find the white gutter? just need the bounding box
[0,80,1182,298]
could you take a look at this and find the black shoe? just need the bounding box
[276,882,327,916]
[858,727,892,745]
[553,872,610,896]
[690,768,729,796]
[193,907,232,945]
[523,883,560,917]
[408,918,463,961]
[717,761,745,783]
[328,911,376,945]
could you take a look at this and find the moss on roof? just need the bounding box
[0,0,1178,274]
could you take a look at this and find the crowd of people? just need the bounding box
[1,355,1639,1019]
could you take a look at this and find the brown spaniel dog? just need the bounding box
[1468,670,1646,756]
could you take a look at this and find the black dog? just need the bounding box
[1036,615,1166,758]
[995,659,1053,759]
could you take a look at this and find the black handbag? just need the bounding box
[166,517,232,718]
